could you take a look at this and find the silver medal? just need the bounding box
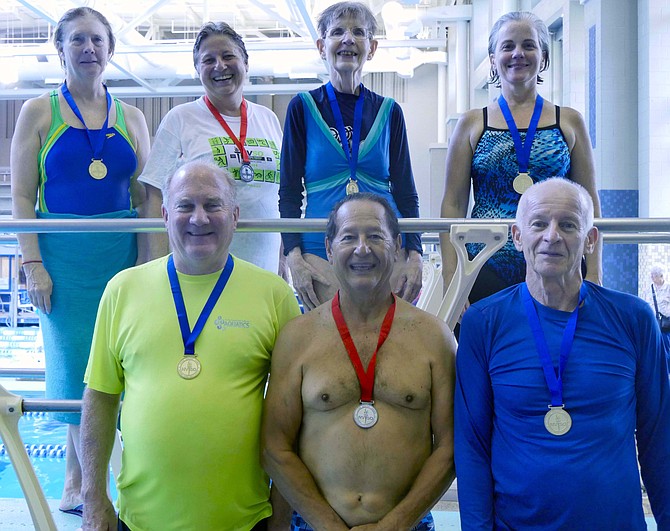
[544,405,572,436]
[239,162,255,182]
[353,402,378,429]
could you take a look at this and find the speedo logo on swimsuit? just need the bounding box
[214,316,251,331]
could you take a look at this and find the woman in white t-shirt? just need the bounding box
[140,22,283,273]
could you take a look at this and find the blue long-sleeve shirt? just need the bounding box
[455,282,670,530]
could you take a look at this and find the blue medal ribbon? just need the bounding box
[167,254,234,356]
[325,82,365,183]
[498,94,544,174]
[521,282,587,408]
[61,82,112,162]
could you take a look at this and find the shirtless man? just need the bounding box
[262,193,456,530]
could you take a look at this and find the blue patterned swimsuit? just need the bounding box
[468,105,571,299]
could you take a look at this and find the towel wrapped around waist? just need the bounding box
[37,210,138,424]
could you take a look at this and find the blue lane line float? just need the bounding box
[0,443,67,458]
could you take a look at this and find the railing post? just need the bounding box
[0,383,57,531]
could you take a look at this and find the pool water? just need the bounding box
[0,413,68,499]
[0,412,118,501]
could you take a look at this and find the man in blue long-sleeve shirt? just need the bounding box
[455,177,670,530]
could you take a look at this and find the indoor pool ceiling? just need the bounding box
[0,0,472,99]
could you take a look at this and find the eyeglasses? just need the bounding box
[325,26,372,40]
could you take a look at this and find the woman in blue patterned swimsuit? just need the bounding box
[440,11,602,306]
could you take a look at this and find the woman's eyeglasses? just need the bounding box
[325,27,371,40]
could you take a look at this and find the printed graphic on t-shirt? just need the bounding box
[208,136,280,183]
[330,125,353,150]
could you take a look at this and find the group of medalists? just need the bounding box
[8,1,670,530]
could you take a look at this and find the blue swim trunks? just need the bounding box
[290,511,435,530]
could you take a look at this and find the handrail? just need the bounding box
[0,368,45,378]
[1,217,670,234]
[421,231,670,244]
[22,399,82,413]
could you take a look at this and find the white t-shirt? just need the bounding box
[140,97,282,273]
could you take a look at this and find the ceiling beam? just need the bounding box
[116,0,174,38]
[0,82,323,100]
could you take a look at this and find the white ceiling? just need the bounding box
[0,0,472,98]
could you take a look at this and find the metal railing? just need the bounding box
[1,216,670,235]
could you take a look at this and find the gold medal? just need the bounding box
[177,356,201,380]
[513,172,533,194]
[353,402,378,429]
[89,160,108,180]
[544,406,572,436]
[345,179,359,195]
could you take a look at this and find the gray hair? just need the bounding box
[651,264,665,277]
[325,192,400,243]
[488,11,550,86]
[193,21,248,69]
[317,1,377,39]
[516,178,594,230]
[162,161,237,209]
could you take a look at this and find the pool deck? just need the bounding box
[0,482,659,531]
[0,500,464,530]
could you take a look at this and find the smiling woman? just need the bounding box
[138,21,284,276]
[440,10,602,310]
[279,1,423,312]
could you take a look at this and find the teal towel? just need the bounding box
[37,210,138,424]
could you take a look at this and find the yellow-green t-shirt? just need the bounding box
[85,255,301,530]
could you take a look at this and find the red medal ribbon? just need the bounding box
[331,291,396,402]
[204,95,250,164]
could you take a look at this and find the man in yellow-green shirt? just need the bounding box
[80,161,300,530]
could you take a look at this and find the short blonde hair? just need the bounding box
[162,161,237,209]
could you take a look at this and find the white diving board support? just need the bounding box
[416,252,443,315]
[0,382,123,530]
[0,383,57,531]
[437,224,508,331]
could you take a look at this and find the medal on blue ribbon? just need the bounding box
[326,82,364,195]
[168,254,234,379]
[498,94,544,194]
[521,282,587,436]
[61,82,112,180]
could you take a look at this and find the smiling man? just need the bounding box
[455,178,670,530]
[262,193,456,530]
[79,161,300,530]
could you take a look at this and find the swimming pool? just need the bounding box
[0,412,68,499]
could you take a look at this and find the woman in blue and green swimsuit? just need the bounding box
[10,7,150,514]
[279,2,422,311]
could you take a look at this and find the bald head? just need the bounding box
[516,178,594,231]
[162,161,237,210]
